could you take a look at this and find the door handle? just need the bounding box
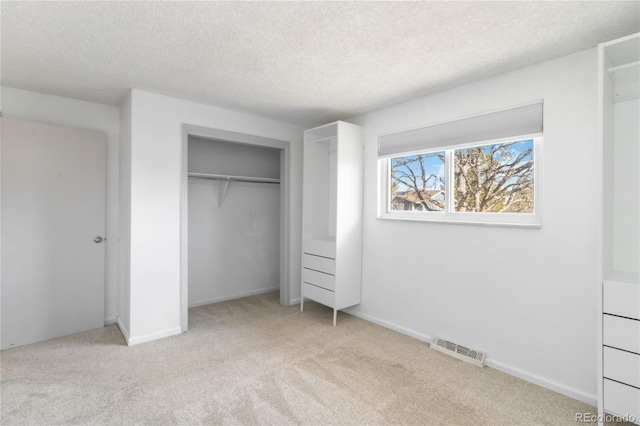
[94,236,105,244]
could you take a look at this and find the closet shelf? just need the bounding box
[607,60,640,73]
[188,172,280,207]
[188,172,280,184]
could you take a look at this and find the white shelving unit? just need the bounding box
[300,121,364,326]
[598,33,640,425]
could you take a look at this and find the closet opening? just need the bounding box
[180,124,291,332]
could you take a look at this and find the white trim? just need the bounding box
[126,326,182,346]
[486,359,597,406]
[289,297,301,305]
[181,125,189,333]
[377,213,541,228]
[116,318,131,345]
[188,287,279,308]
[602,32,640,47]
[445,148,454,213]
[104,317,117,326]
[343,308,433,343]
[596,41,605,424]
[279,147,291,307]
[343,308,596,406]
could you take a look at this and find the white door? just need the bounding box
[1,118,106,349]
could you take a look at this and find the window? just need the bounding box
[453,139,534,213]
[391,151,445,212]
[379,101,542,227]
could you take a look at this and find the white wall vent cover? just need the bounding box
[431,337,486,367]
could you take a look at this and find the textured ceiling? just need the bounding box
[2,1,639,126]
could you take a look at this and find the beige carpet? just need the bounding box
[1,291,601,425]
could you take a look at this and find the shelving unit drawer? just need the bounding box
[604,379,640,420]
[302,282,335,308]
[303,239,336,259]
[604,280,640,320]
[302,254,336,275]
[604,315,640,354]
[302,268,335,291]
[604,347,640,388]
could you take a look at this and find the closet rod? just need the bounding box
[188,172,280,184]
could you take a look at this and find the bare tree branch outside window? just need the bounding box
[390,139,534,214]
[454,140,534,213]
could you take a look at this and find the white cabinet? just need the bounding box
[300,121,364,325]
[601,277,640,423]
[598,33,640,425]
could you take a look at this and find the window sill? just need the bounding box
[377,212,542,228]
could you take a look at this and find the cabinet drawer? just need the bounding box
[302,253,336,275]
[604,315,640,354]
[302,282,335,308]
[303,239,336,259]
[604,346,640,388]
[604,281,640,320]
[302,268,335,291]
[604,379,640,420]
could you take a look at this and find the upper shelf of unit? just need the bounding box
[604,34,640,102]
[604,271,640,286]
[305,121,339,143]
[604,33,640,68]
[610,63,640,102]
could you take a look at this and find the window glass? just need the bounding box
[390,152,445,212]
[454,140,534,213]
[383,138,539,226]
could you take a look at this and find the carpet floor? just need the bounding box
[1,291,605,425]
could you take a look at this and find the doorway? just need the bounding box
[180,124,290,332]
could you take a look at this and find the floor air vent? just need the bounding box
[430,337,486,367]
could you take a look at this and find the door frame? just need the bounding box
[180,124,291,332]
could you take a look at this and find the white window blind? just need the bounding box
[378,101,543,158]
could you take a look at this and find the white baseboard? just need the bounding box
[188,286,279,308]
[343,307,596,407]
[486,359,597,406]
[104,317,117,326]
[116,318,131,345]
[343,308,433,343]
[289,297,301,305]
[126,326,182,346]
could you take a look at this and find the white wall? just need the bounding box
[124,89,303,344]
[612,98,639,274]
[347,49,599,404]
[188,137,281,306]
[1,87,120,324]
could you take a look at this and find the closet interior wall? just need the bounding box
[187,136,281,307]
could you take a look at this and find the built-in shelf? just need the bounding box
[604,271,640,286]
[188,172,280,184]
[607,60,640,74]
[608,63,640,102]
[188,172,280,207]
